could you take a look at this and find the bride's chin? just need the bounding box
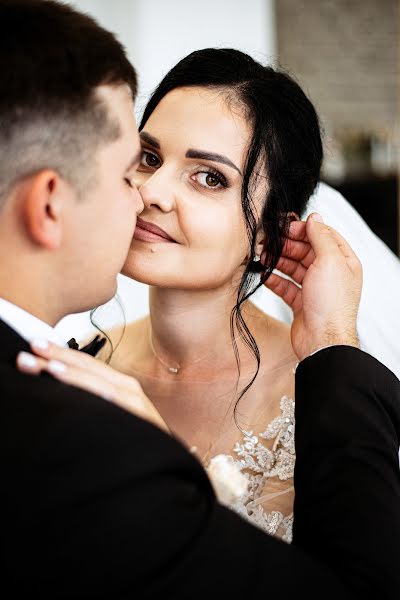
[120,258,172,287]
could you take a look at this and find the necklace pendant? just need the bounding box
[168,366,180,374]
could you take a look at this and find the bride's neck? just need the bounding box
[148,285,253,372]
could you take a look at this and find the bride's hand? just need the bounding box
[16,341,169,433]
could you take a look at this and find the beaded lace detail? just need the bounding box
[207,396,295,543]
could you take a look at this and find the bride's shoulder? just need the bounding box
[109,315,150,362]
[248,303,296,367]
[123,315,149,339]
[81,316,150,366]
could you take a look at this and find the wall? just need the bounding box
[275,0,399,253]
[275,0,398,165]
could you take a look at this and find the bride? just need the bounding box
[86,48,326,542]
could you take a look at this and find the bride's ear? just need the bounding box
[254,228,266,260]
[253,211,300,268]
[284,211,300,226]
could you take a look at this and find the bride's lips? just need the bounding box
[133,217,176,243]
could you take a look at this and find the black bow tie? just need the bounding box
[67,335,106,357]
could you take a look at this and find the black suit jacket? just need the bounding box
[1,319,400,599]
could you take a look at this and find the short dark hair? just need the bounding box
[140,48,323,416]
[0,0,138,204]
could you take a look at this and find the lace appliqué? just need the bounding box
[207,396,295,543]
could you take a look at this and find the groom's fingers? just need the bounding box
[264,273,302,314]
[261,220,315,268]
[275,256,307,285]
[16,350,169,432]
[315,221,361,270]
[282,238,315,266]
[261,238,315,268]
[305,214,362,276]
[17,351,116,401]
[27,340,141,391]
[285,214,359,273]
[287,219,308,242]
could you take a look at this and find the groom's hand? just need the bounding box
[263,213,362,361]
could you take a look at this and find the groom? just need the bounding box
[1,1,399,599]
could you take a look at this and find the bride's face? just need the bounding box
[122,87,259,290]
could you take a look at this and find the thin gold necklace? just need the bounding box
[148,326,244,465]
[148,329,212,375]
[149,332,181,374]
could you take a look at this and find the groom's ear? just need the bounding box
[20,170,68,250]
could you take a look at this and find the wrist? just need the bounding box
[309,329,360,357]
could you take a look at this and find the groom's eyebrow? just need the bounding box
[140,131,160,149]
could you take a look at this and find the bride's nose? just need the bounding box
[138,168,176,213]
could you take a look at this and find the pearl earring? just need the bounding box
[253,255,261,262]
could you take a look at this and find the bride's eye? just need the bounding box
[193,170,227,189]
[140,150,160,168]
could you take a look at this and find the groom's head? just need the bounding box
[0,0,143,321]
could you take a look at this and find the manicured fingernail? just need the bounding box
[31,338,49,350]
[47,360,66,375]
[18,352,38,369]
[311,213,324,223]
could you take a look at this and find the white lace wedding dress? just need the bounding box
[206,395,295,543]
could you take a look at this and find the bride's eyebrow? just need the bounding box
[140,131,160,149]
[186,149,242,175]
[139,131,242,175]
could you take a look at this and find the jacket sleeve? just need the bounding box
[9,346,400,599]
[8,375,352,599]
[293,346,400,599]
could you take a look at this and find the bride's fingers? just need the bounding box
[43,360,168,431]
[27,342,156,417]
[16,351,169,432]
[29,340,136,390]
[30,340,103,369]
[264,273,303,314]
[275,256,307,285]
[17,351,49,375]
[17,351,116,401]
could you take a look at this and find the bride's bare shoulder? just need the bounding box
[110,315,149,357]
[123,315,149,338]
[81,316,150,366]
[247,302,297,368]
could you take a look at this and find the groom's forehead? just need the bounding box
[96,84,138,135]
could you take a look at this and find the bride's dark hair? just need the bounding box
[140,48,323,420]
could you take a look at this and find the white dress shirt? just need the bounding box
[0,298,67,347]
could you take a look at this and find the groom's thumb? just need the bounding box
[306,213,338,258]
